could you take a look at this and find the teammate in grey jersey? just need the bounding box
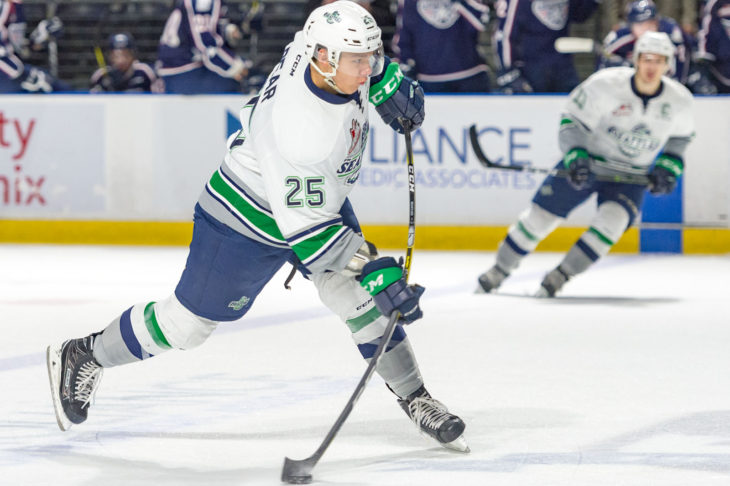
[46,0,469,455]
[478,31,695,297]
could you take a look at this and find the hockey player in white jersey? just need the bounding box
[477,31,695,297]
[47,1,469,454]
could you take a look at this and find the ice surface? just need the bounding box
[1,244,729,485]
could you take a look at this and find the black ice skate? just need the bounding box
[398,386,470,452]
[46,335,104,431]
[477,265,509,293]
[536,265,571,297]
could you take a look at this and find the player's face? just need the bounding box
[630,20,659,39]
[109,49,134,72]
[333,49,383,94]
[635,53,668,85]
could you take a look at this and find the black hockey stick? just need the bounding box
[468,124,650,185]
[281,120,417,484]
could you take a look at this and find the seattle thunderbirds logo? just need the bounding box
[608,123,660,158]
[324,11,342,23]
[228,296,251,311]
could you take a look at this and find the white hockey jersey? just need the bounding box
[198,31,369,274]
[562,67,695,176]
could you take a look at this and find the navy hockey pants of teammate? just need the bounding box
[91,201,424,399]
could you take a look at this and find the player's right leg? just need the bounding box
[48,206,288,430]
[46,294,217,431]
[477,203,563,292]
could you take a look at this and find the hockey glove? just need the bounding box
[30,17,63,49]
[358,257,425,324]
[496,68,533,94]
[19,67,53,93]
[563,148,593,190]
[370,63,425,134]
[648,155,683,194]
[687,62,718,95]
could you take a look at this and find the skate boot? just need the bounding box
[536,265,571,297]
[398,385,470,452]
[47,334,104,431]
[477,265,509,293]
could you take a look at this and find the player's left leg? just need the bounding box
[310,270,469,452]
[537,182,644,296]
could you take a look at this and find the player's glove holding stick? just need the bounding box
[648,154,682,194]
[358,257,425,324]
[370,63,425,135]
[563,147,594,190]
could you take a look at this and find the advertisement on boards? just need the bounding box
[0,99,104,218]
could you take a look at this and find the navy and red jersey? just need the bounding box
[157,0,246,79]
[90,61,163,93]
[494,0,599,70]
[393,0,490,82]
[697,0,730,91]
[0,0,26,82]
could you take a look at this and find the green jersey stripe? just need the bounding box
[143,302,172,350]
[208,170,286,243]
[291,225,346,263]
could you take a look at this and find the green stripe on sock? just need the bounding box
[346,306,382,333]
[560,117,574,126]
[589,227,615,246]
[517,221,538,241]
[144,302,172,349]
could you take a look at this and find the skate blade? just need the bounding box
[475,278,493,294]
[534,287,550,298]
[46,345,71,431]
[442,434,470,453]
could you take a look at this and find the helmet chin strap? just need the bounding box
[310,59,347,95]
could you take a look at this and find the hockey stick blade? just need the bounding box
[281,311,401,484]
[554,37,597,54]
[281,456,315,484]
[469,124,505,170]
[469,124,529,171]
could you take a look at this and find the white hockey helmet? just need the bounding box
[633,31,675,64]
[303,1,384,88]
